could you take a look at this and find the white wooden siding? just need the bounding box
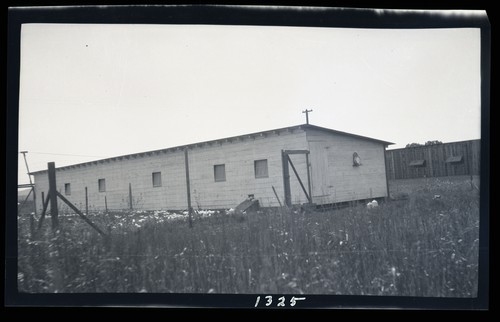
[186,131,309,209]
[33,151,187,212]
[306,129,388,204]
[33,130,309,211]
[33,127,388,212]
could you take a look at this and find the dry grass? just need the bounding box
[17,176,480,296]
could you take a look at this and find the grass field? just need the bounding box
[17,175,480,296]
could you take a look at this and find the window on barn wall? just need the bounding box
[152,172,162,187]
[214,164,226,182]
[98,178,106,192]
[254,159,269,178]
[64,183,71,195]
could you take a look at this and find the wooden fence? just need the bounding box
[385,139,480,180]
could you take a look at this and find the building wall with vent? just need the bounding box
[306,129,389,204]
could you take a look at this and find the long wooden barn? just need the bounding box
[31,124,393,212]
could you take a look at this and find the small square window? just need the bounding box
[152,172,162,187]
[64,183,71,195]
[98,178,106,192]
[214,164,226,182]
[254,159,269,178]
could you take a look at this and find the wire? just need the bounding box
[26,151,106,158]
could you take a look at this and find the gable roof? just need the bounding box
[302,124,394,146]
[30,124,393,175]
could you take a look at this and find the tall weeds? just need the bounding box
[17,176,480,296]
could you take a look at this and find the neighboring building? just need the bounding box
[385,139,481,180]
[31,124,393,211]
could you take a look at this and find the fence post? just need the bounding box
[47,162,59,231]
[32,187,37,217]
[305,153,312,205]
[129,183,133,210]
[281,150,292,207]
[184,148,193,228]
[466,143,473,189]
[29,213,35,238]
[41,191,45,214]
[383,146,391,198]
[46,164,62,292]
[105,195,108,214]
[85,187,89,215]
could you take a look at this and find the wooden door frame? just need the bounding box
[281,149,312,207]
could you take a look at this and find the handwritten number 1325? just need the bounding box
[254,296,306,307]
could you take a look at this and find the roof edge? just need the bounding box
[30,123,393,174]
[302,124,395,146]
[386,138,481,152]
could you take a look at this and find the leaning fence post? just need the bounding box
[56,191,107,237]
[272,186,282,208]
[47,162,59,231]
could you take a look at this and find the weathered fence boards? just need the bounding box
[385,140,480,180]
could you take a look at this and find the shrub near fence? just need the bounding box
[385,140,480,180]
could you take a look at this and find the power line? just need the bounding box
[27,151,106,158]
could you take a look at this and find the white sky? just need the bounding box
[18,24,481,185]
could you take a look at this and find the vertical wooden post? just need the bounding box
[41,191,45,214]
[29,213,35,237]
[383,145,391,199]
[465,143,473,189]
[281,150,291,207]
[37,191,50,230]
[390,151,396,180]
[105,196,108,214]
[32,188,37,216]
[47,162,59,230]
[129,183,133,210]
[85,187,88,215]
[305,153,312,205]
[184,148,193,228]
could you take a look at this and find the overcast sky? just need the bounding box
[17,23,481,185]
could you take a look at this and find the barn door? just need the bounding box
[281,150,312,207]
[308,142,330,204]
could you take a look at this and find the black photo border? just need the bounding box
[5,3,491,310]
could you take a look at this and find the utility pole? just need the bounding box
[302,109,313,124]
[20,151,36,215]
